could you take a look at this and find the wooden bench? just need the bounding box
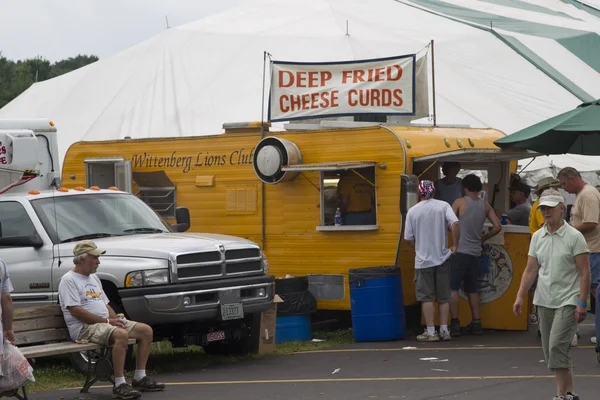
[0,305,135,400]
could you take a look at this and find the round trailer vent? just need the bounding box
[253,137,302,184]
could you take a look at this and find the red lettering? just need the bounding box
[348,89,358,107]
[279,71,294,88]
[387,65,402,81]
[321,71,332,86]
[290,95,302,110]
[301,94,310,110]
[374,68,385,82]
[308,72,319,88]
[342,70,353,84]
[280,95,290,113]
[311,92,319,108]
[355,70,366,83]
[297,72,307,88]
[393,89,403,107]
[371,89,381,106]
[330,90,339,107]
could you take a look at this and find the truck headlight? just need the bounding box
[125,269,169,287]
[261,255,269,273]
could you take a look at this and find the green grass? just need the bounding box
[26,329,355,393]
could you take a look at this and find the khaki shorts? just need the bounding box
[537,305,577,371]
[78,320,137,346]
[414,258,451,303]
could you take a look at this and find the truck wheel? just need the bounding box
[203,313,261,355]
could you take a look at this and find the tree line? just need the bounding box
[0,53,98,109]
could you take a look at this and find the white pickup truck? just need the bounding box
[0,120,274,370]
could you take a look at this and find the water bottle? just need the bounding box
[334,208,342,226]
[116,313,127,322]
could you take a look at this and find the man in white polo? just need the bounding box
[513,189,590,400]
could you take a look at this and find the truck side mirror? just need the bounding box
[0,235,44,249]
[172,207,190,232]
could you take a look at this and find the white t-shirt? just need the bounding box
[58,271,110,340]
[0,259,14,354]
[404,199,458,269]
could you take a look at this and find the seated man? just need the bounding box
[58,240,165,399]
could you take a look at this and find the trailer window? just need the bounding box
[319,166,377,229]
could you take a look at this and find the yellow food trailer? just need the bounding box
[62,122,536,331]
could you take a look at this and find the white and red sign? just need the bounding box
[268,54,415,122]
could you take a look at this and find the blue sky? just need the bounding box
[0,0,243,61]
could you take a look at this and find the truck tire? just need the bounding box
[203,313,261,355]
[275,276,308,295]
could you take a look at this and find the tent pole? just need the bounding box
[431,40,437,127]
[260,51,268,251]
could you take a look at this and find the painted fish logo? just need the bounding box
[459,244,513,304]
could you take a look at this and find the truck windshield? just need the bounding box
[30,193,172,244]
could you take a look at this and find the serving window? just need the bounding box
[281,161,378,231]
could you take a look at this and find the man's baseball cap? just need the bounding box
[509,181,531,197]
[73,240,106,257]
[534,177,560,192]
[537,194,565,209]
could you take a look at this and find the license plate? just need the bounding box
[220,302,244,320]
[206,331,226,342]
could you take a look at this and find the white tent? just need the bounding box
[1,0,599,173]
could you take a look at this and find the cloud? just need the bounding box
[0,0,242,61]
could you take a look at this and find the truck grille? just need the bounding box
[226,261,262,274]
[174,247,262,281]
[225,249,261,260]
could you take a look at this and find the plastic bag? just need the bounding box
[0,341,35,391]
[276,290,317,316]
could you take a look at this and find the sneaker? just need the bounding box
[592,336,597,344]
[566,392,580,400]
[571,333,578,347]
[132,376,166,392]
[440,330,451,341]
[450,319,461,337]
[553,396,566,400]
[464,320,483,335]
[112,383,141,399]
[416,330,440,342]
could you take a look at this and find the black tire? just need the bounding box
[203,313,261,355]
[275,277,309,295]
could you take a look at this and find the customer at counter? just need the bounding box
[405,180,460,342]
[507,181,531,226]
[449,174,502,337]
[435,162,463,206]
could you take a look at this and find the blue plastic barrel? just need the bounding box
[349,266,406,342]
[275,315,312,344]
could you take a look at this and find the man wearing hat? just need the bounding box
[507,180,532,226]
[405,180,460,342]
[513,189,590,400]
[58,240,165,399]
[529,177,561,235]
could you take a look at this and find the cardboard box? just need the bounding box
[257,294,283,354]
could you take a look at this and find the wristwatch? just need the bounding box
[577,301,587,307]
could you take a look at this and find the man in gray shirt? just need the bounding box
[450,175,502,336]
[508,181,532,226]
